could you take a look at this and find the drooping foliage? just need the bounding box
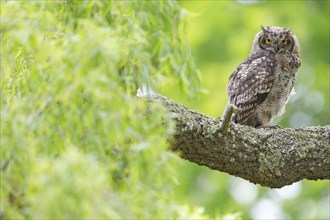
[1,1,202,219]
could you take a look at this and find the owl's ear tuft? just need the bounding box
[261,25,267,32]
[283,27,291,33]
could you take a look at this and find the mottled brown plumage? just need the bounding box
[227,26,301,128]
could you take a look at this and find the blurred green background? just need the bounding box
[168,0,330,219]
[1,0,329,219]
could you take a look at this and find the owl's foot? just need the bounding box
[256,124,282,129]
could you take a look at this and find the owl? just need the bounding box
[226,26,301,128]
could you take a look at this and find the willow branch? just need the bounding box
[146,94,330,188]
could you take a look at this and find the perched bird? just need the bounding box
[226,26,301,128]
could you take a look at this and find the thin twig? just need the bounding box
[220,103,241,132]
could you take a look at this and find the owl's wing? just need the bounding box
[227,52,276,123]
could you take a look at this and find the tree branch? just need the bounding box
[146,94,330,188]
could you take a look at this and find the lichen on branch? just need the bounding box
[145,94,330,188]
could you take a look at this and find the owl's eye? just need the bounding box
[282,39,288,45]
[265,38,272,44]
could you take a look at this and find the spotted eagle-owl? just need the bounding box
[227,26,301,127]
[227,25,301,128]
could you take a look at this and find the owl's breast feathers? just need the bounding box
[227,51,276,124]
[276,52,301,70]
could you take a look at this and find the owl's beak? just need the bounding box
[274,45,279,53]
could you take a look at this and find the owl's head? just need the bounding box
[251,26,300,54]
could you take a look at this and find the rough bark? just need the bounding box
[146,94,330,188]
